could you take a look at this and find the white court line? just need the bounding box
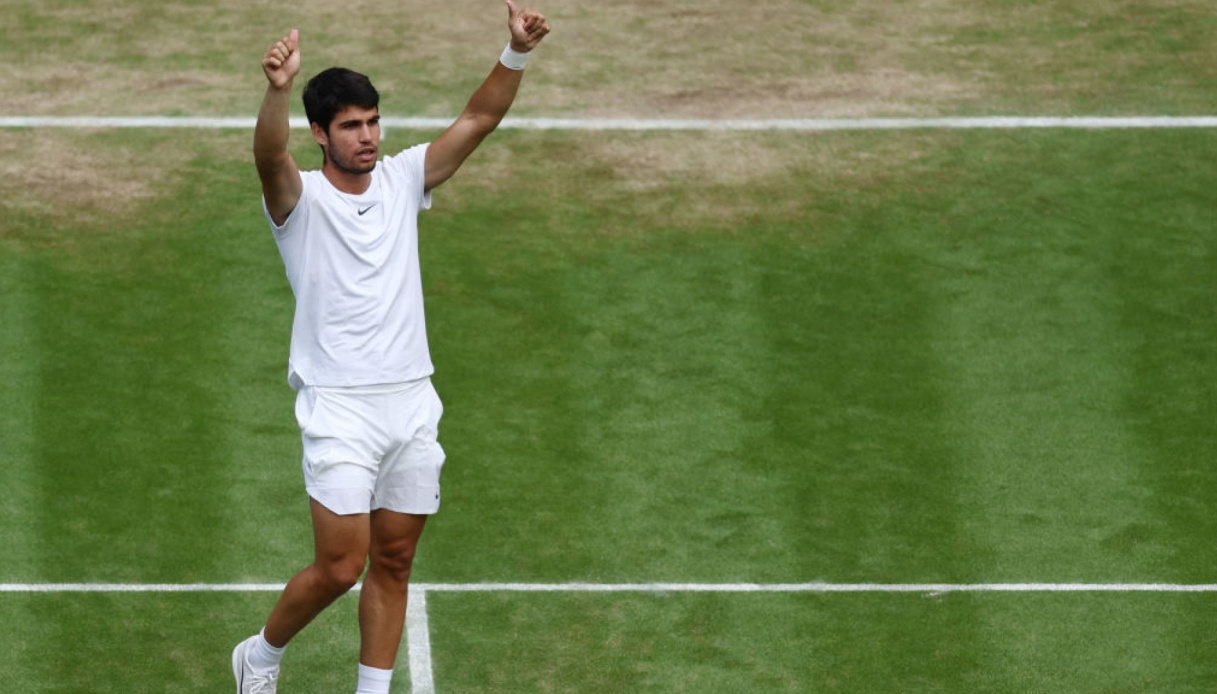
[4,582,1217,593]
[2,115,1217,131]
[425,582,1217,593]
[0,583,288,592]
[406,588,435,694]
[7,581,1215,694]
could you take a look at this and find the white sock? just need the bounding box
[247,628,286,672]
[355,663,394,694]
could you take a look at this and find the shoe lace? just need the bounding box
[248,668,279,694]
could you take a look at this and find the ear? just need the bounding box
[311,122,329,149]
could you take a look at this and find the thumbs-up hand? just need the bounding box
[506,1,550,52]
[262,29,301,89]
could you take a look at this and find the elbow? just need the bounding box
[462,110,504,137]
[254,149,290,177]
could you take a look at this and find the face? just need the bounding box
[313,105,380,176]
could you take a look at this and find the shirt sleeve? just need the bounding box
[264,172,313,238]
[381,143,432,211]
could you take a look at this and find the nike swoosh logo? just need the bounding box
[358,204,377,216]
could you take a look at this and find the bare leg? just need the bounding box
[263,499,372,647]
[358,509,428,668]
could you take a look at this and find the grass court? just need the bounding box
[2,0,1217,691]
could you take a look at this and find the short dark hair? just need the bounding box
[302,67,379,131]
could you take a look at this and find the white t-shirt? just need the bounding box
[266,143,434,389]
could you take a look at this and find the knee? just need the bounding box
[315,557,365,595]
[369,541,416,582]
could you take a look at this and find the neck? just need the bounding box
[322,163,373,195]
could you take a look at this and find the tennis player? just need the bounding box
[232,3,549,693]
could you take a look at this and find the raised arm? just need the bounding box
[255,29,304,226]
[424,1,550,191]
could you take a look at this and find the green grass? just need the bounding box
[430,591,1217,693]
[4,590,1216,691]
[4,0,1217,689]
[3,126,1215,691]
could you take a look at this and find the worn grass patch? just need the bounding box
[3,0,1215,119]
[0,130,186,232]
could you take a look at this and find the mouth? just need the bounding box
[357,147,377,162]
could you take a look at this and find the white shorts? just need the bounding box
[294,378,446,516]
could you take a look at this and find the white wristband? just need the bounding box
[499,44,530,71]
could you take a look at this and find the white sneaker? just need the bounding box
[232,635,280,694]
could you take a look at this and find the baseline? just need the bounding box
[4,582,1217,593]
[2,115,1217,131]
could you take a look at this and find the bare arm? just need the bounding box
[424,1,550,191]
[255,29,303,226]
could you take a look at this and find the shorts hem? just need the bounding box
[307,488,372,516]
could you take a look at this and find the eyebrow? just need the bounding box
[338,115,381,128]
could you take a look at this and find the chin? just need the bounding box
[333,158,377,176]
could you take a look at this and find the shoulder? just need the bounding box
[381,143,431,178]
[294,169,332,206]
[379,145,433,204]
[269,169,325,234]
[299,168,325,187]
